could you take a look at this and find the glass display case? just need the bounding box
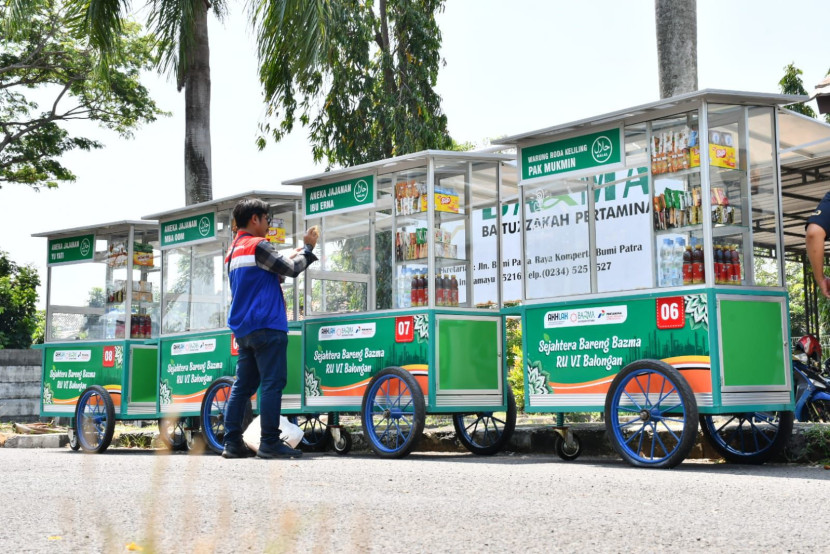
[33,221,162,428]
[35,221,161,342]
[285,151,520,459]
[495,90,799,468]
[142,191,306,438]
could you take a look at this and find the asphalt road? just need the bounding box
[2,447,830,553]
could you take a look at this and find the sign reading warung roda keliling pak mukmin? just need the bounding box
[305,175,375,217]
[521,128,623,181]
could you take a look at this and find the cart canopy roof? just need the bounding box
[141,189,301,221]
[282,149,515,188]
[31,220,157,239]
[494,89,806,145]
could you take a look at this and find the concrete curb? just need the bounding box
[1,423,827,464]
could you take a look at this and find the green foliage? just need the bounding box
[254,0,453,167]
[802,425,830,464]
[0,249,40,349]
[31,309,45,345]
[779,63,817,118]
[505,316,524,412]
[0,0,165,190]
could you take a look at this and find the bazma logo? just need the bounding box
[544,305,627,328]
[318,322,377,341]
[53,350,92,362]
[171,339,216,355]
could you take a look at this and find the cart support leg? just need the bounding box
[329,413,342,443]
[552,413,576,448]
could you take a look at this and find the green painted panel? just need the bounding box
[720,299,787,387]
[42,343,124,408]
[130,347,158,403]
[438,318,499,390]
[284,333,302,395]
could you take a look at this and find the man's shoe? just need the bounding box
[257,441,303,459]
[222,440,254,459]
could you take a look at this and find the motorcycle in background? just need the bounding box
[791,334,830,423]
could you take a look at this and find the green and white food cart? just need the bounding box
[495,89,804,467]
[33,221,162,453]
[142,191,305,454]
[284,150,519,458]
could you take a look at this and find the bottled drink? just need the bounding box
[692,244,704,284]
[450,275,458,306]
[436,274,444,306]
[722,248,733,284]
[416,274,425,306]
[714,246,723,285]
[673,238,685,286]
[731,245,741,284]
[682,245,693,285]
[411,271,419,307]
[659,239,672,287]
[143,313,152,338]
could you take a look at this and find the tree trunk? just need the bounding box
[655,0,697,99]
[184,0,212,205]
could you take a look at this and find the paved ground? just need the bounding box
[2,447,830,553]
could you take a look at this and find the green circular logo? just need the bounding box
[354,179,369,203]
[80,238,91,257]
[198,216,211,237]
[591,136,613,164]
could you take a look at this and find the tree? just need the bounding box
[1,0,164,190]
[0,249,40,348]
[654,0,697,99]
[779,63,817,118]
[253,0,453,168]
[67,0,230,205]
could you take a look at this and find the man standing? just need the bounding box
[806,192,830,298]
[222,199,318,459]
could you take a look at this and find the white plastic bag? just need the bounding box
[243,415,304,450]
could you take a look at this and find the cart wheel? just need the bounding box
[605,359,698,469]
[361,367,425,458]
[288,413,331,451]
[158,416,188,451]
[200,377,253,455]
[75,385,115,454]
[554,433,582,461]
[700,411,794,464]
[453,387,517,455]
[331,428,352,455]
[67,424,80,451]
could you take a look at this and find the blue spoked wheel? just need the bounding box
[452,387,517,455]
[605,359,698,469]
[361,367,425,458]
[75,385,115,454]
[288,413,332,451]
[700,411,794,464]
[200,377,252,455]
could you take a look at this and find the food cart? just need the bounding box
[284,150,519,458]
[494,90,804,467]
[142,191,304,454]
[33,221,161,453]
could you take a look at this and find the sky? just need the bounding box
[3,0,830,308]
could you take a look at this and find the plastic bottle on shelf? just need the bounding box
[450,275,458,306]
[713,246,722,284]
[672,238,685,286]
[419,274,428,306]
[682,245,693,285]
[722,248,733,284]
[730,245,741,284]
[692,244,704,284]
[410,271,419,307]
[435,274,444,306]
[659,239,672,286]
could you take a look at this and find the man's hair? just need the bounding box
[232,199,270,228]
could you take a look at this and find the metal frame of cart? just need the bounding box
[494,89,818,467]
[141,190,306,454]
[32,221,162,452]
[285,150,520,457]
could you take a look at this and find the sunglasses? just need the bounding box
[258,213,272,225]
